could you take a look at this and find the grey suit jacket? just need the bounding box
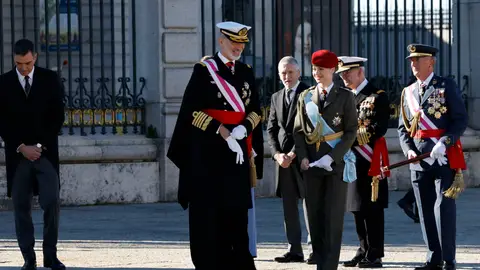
[267,81,309,198]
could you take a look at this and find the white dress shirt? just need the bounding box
[285,80,300,104]
[353,79,368,95]
[16,67,35,92]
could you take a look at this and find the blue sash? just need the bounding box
[304,91,357,183]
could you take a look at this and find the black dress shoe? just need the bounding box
[443,263,456,270]
[414,262,443,270]
[43,257,66,270]
[305,253,317,264]
[21,260,37,270]
[274,252,304,263]
[343,255,365,267]
[358,258,383,268]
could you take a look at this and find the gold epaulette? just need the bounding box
[376,89,385,94]
[192,111,212,131]
[247,64,252,68]
[246,112,261,129]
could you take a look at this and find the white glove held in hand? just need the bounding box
[309,155,333,171]
[226,136,244,164]
[436,155,448,166]
[231,125,247,140]
[430,142,446,159]
[407,150,417,159]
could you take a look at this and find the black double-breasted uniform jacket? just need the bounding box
[346,82,390,211]
[0,67,65,198]
[167,53,264,210]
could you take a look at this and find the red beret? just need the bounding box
[311,50,338,68]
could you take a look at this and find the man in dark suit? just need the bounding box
[167,21,263,270]
[337,56,390,268]
[0,39,65,270]
[294,50,358,270]
[267,56,313,264]
[398,44,468,270]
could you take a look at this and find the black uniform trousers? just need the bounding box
[350,158,385,260]
[304,168,348,270]
[352,205,385,259]
[188,202,255,270]
[411,166,456,265]
[12,157,60,260]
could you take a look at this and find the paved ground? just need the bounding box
[0,190,479,270]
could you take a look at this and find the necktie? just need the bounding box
[226,62,234,73]
[286,89,293,105]
[321,89,327,100]
[24,75,31,95]
[419,83,426,97]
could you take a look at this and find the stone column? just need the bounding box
[453,0,480,129]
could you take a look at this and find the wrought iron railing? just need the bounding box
[0,0,145,136]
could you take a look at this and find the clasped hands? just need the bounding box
[300,155,334,171]
[407,141,447,166]
[219,124,247,165]
[274,152,296,168]
[18,143,43,162]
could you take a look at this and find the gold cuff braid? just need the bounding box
[246,112,261,129]
[192,111,213,131]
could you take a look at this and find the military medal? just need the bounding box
[332,115,342,126]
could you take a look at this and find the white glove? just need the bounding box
[309,155,333,171]
[226,136,244,164]
[407,150,417,159]
[231,125,247,140]
[436,155,448,166]
[430,142,446,159]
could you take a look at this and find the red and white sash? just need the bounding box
[354,144,374,162]
[404,84,439,144]
[203,59,245,113]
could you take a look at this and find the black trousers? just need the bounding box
[352,205,385,260]
[304,168,348,270]
[188,202,256,270]
[12,157,60,260]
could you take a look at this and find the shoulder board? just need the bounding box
[197,62,206,67]
[376,89,385,94]
[247,64,252,68]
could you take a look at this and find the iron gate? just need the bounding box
[200,0,467,128]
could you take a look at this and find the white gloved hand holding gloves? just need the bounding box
[430,142,447,166]
[309,155,334,171]
[226,136,244,164]
[231,125,247,140]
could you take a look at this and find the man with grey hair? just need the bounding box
[337,56,390,268]
[267,56,314,264]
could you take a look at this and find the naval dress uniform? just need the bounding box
[398,44,468,270]
[167,21,264,270]
[337,56,391,268]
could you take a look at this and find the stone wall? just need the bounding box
[0,135,160,210]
